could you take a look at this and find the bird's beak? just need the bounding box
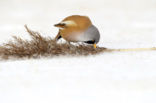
[54,23,66,28]
[93,43,97,49]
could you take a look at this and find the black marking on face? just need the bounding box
[84,40,95,44]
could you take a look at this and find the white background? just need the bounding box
[0,0,156,103]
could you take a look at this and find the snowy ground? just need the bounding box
[0,0,156,103]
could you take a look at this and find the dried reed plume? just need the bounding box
[0,25,155,60]
[0,25,109,60]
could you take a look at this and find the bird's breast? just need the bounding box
[61,31,84,42]
[63,25,100,43]
[59,28,83,42]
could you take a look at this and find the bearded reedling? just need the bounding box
[54,15,100,48]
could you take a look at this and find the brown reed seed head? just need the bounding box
[0,25,108,60]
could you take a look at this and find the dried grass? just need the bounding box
[0,25,109,60]
[0,25,155,60]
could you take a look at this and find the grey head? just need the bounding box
[83,25,100,44]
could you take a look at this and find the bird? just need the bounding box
[54,15,100,48]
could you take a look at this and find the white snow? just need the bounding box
[0,0,156,103]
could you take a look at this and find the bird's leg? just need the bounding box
[54,32,62,42]
[66,41,72,49]
[67,41,71,45]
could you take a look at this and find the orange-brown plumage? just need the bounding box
[55,15,92,41]
[54,15,100,48]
